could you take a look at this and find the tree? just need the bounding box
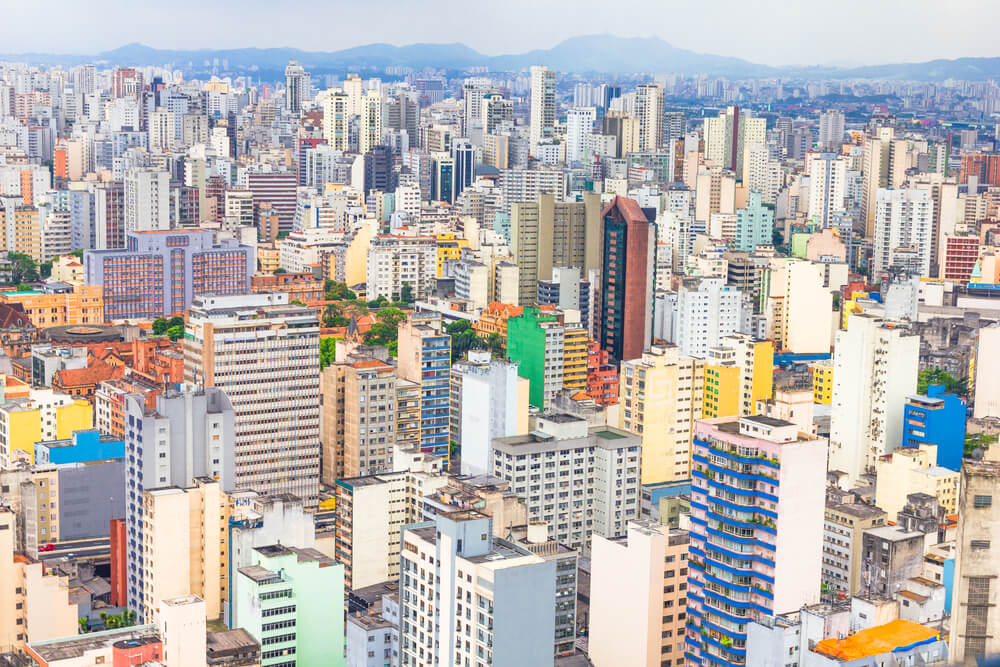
[70,249,83,258]
[917,368,968,396]
[290,299,305,306]
[367,295,390,309]
[324,280,356,301]
[363,307,407,353]
[165,325,184,341]
[485,333,504,357]
[151,317,169,335]
[320,337,338,369]
[399,282,414,304]
[322,303,349,328]
[40,260,52,279]
[274,268,287,274]
[965,432,998,457]
[445,319,482,361]
[167,316,185,330]
[8,252,38,283]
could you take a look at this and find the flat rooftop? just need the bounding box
[28,626,159,661]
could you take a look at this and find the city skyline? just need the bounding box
[4,0,1000,67]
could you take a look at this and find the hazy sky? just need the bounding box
[4,0,998,66]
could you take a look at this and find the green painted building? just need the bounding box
[506,307,559,409]
[235,544,345,667]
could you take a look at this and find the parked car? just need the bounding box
[39,543,55,552]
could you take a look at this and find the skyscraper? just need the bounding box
[184,293,321,504]
[450,138,475,201]
[872,187,933,278]
[635,84,664,152]
[949,446,1000,663]
[597,196,655,364]
[510,192,602,305]
[565,107,596,163]
[123,168,170,233]
[124,386,236,620]
[322,89,349,151]
[806,152,847,228]
[829,313,919,484]
[686,416,826,666]
[397,312,451,460]
[284,60,308,114]
[360,89,382,154]
[703,106,765,183]
[529,65,555,155]
[818,110,845,151]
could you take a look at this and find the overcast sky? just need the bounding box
[4,0,997,66]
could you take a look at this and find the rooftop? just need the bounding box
[27,626,159,661]
[812,619,938,661]
[206,628,259,657]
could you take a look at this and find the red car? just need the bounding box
[39,543,55,552]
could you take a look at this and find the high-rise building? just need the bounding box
[399,511,556,667]
[123,386,236,620]
[818,110,845,151]
[397,312,452,459]
[139,480,229,623]
[492,413,641,552]
[247,172,298,232]
[284,60,309,114]
[123,168,170,233]
[565,107,596,163]
[366,234,437,302]
[664,277,751,359]
[949,446,1000,664]
[506,307,588,411]
[829,313,919,484]
[529,66,556,155]
[597,196,655,364]
[872,188,933,279]
[510,192,602,305]
[822,501,888,599]
[451,138,475,201]
[860,128,906,236]
[481,92,513,135]
[765,258,833,354]
[333,458,447,590]
[902,385,966,472]
[431,152,455,203]
[84,230,254,321]
[702,333,774,420]
[235,544,345,667]
[635,84,664,152]
[184,293,321,504]
[687,416,827,666]
[322,89,349,151]
[450,352,527,475]
[619,345,704,485]
[973,323,1000,419]
[703,106,766,182]
[807,153,847,229]
[589,521,690,667]
[360,90,382,154]
[734,190,774,253]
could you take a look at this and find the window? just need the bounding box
[971,540,992,550]
[974,495,993,508]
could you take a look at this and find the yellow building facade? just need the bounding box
[702,335,773,419]
[0,391,92,466]
[812,359,834,404]
[0,284,104,328]
[619,345,705,485]
[435,232,469,277]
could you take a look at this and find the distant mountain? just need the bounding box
[4,37,1000,81]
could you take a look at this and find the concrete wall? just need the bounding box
[57,460,125,540]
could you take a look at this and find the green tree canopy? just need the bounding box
[151,317,169,335]
[917,368,968,397]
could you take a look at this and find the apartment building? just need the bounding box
[185,293,321,504]
[687,416,827,666]
[235,544,345,667]
[84,230,254,321]
[399,511,555,667]
[619,345,705,485]
[334,456,446,590]
[397,313,451,459]
[589,521,690,667]
[822,502,887,598]
[491,413,641,552]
